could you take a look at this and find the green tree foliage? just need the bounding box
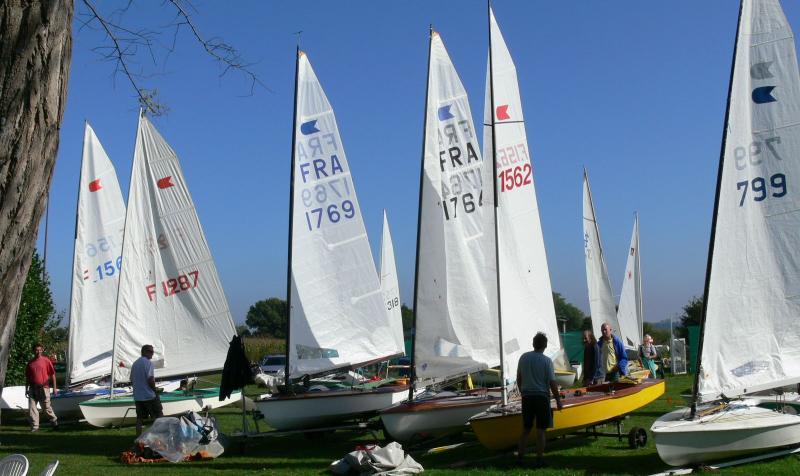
[642,322,670,346]
[245,298,288,338]
[41,312,67,361]
[401,304,413,336]
[675,296,703,339]
[552,292,586,332]
[7,252,56,386]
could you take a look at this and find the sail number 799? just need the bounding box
[736,173,787,206]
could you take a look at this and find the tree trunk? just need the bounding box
[0,0,73,396]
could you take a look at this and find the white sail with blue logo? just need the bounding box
[287,52,403,378]
[380,210,406,355]
[414,31,499,384]
[616,214,643,349]
[484,7,566,387]
[582,170,623,341]
[67,124,127,385]
[697,0,800,403]
[652,0,800,466]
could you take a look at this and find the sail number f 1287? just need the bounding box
[145,271,200,301]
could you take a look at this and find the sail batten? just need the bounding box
[698,0,800,403]
[287,52,404,379]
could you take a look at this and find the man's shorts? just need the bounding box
[135,398,163,420]
[521,394,553,430]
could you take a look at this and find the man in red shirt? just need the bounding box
[25,343,58,431]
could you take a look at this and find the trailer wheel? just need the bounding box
[628,427,647,449]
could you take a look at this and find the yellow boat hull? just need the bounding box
[470,380,665,450]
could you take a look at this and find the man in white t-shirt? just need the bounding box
[131,344,163,435]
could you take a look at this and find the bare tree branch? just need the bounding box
[78,0,267,116]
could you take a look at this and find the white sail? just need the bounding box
[414,31,499,384]
[616,214,643,349]
[67,124,126,384]
[380,210,406,356]
[288,52,403,378]
[112,114,236,382]
[582,171,622,341]
[698,0,800,402]
[485,8,566,384]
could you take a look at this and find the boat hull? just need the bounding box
[1,385,130,415]
[470,379,665,450]
[651,399,800,466]
[555,370,576,388]
[380,393,499,442]
[79,387,240,427]
[255,385,409,431]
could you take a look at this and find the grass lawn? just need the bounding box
[2,374,799,475]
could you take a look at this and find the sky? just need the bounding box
[37,0,800,328]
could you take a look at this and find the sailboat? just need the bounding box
[379,29,501,442]
[652,0,800,466]
[468,5,664,451]
[79,113,240,427]
[582,170,625,344]
[252,50,408,431]
[1,124,133,414]
[616,214,643,349]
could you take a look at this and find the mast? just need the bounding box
[635,213,643,344]
[284,46,301,385]
[691,0,744,418]
[65,122,88,387]
[487,1,507,406]
[109,110,143,395]
[409,26,434,401]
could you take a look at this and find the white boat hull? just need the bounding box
[255,386,409,431]
[652,399,800,466]
[1,385,129,415]
[380,394,497,442]
[79,389,240,427]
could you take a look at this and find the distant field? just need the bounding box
[2,374,799,474]
[242,336,285,363]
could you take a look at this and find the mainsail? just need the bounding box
[582,170,623,341]
[380,210,406,355]
[484,7,567,386]
[414,31,498,384]
[616,214,643,349]
[697,0,800,403]
[287,51,403,378]
[67,124,126,384]
[111,114,236,382]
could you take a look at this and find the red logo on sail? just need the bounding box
[496,105,510,120]
[157,176,175,189]
[88,179,102,192]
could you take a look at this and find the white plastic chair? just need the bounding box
[39,460,58,476]
[0,454,29,476]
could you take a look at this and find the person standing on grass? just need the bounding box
[131,344,163,435]
[597,322,628,382]
[25,343,58,432]
[516,332,563,468]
